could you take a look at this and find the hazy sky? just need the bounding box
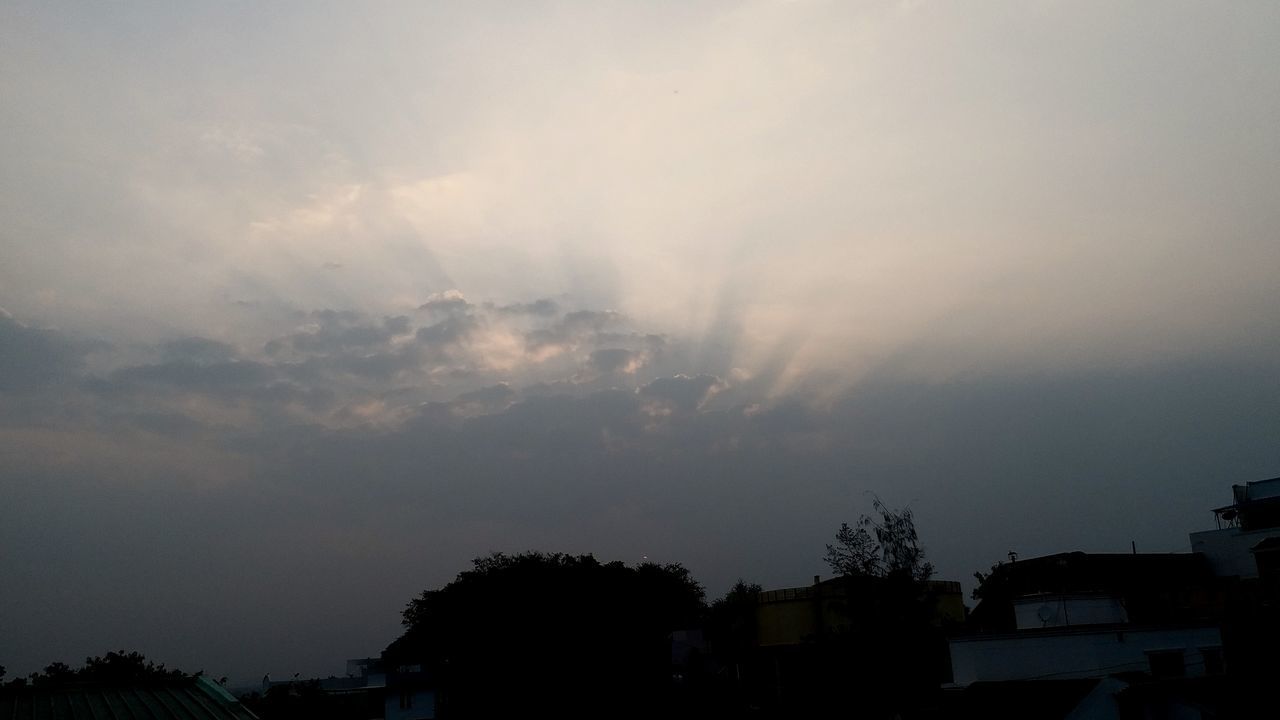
[2,0,1279,682]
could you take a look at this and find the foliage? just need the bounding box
[824,497,934,581]
[705,579,762,659]
[812,499,946,717]
[972,560,1006,600]
[386,551,706,718]
[5,651,187,688]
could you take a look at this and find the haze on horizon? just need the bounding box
[2,0,1278,683]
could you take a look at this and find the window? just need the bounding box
[1146,650,1185,678]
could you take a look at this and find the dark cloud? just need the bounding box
[450,383,518,416]
[454,383,517,406]
[589,348,638,374]
[116,410,219,438]
[496,298,559,316]
[563,310,623,332]
[524,309,627,354]
[302,347,422,381]
[0,311,99,392]
[416,315,477,348]
[267,312,410,356]
[309,309,363,325]
[85,355,334,418]
[638,374,725,412]
[161,337,238,364]
[109,359,277,392]
[524,328,562,353]
[384,315,411,336]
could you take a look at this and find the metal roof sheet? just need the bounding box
[0,679,257,720]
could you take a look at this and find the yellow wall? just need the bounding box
[754,579,967,646]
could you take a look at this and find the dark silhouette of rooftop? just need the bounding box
[969,551,1219,632]
[0,678,257,720]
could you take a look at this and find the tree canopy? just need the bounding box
[385,551,705,718]
[4,652,187,688]
[825,497,934,581]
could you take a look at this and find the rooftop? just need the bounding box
[1211,477,1280,530]
[0,678,257,720]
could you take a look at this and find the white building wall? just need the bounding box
[1013,594,1128,630]
[949,626,1222,686]
[1189,527,1280,578]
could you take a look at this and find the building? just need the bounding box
[951,552,1224,686]
[755,575,965,647]
[382,666,435,720]
[256,659,434,720]
[1189,476,1280,579]
[1187,477,1280,684]
[710,574,963,713]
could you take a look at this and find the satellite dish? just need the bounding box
[1037,604,1056,626]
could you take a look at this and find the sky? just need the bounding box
[2,0,1279,683]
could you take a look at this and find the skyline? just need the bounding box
[2,0,1279,682]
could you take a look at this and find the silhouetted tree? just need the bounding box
[814,500,945,718]
[972,560,1006,600]
[701,580,763,712]
[824,521,880,577]
[825,496,934,581]
[76,651,186,682]
[706,579,762,654]
[385,551,705,718]
[9,652,187,688]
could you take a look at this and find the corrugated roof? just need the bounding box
[0,678,257,720]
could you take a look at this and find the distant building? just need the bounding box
[1189,476,1280,579]
[256,659,434,720]
[345,658,380,679]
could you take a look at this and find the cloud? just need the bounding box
[450,383,518,417]
[0,300,689,437]
[638,374,726,412]
[272,319,405,355]
[416,315,478,349]
[579,341,663,382]
[524,310,627,355]
[161,337,239,364]
[589,348,640,374]
[0,310,100,392]
[419,290,471,315]
[496,298,560,317]
[109,359,277,391]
